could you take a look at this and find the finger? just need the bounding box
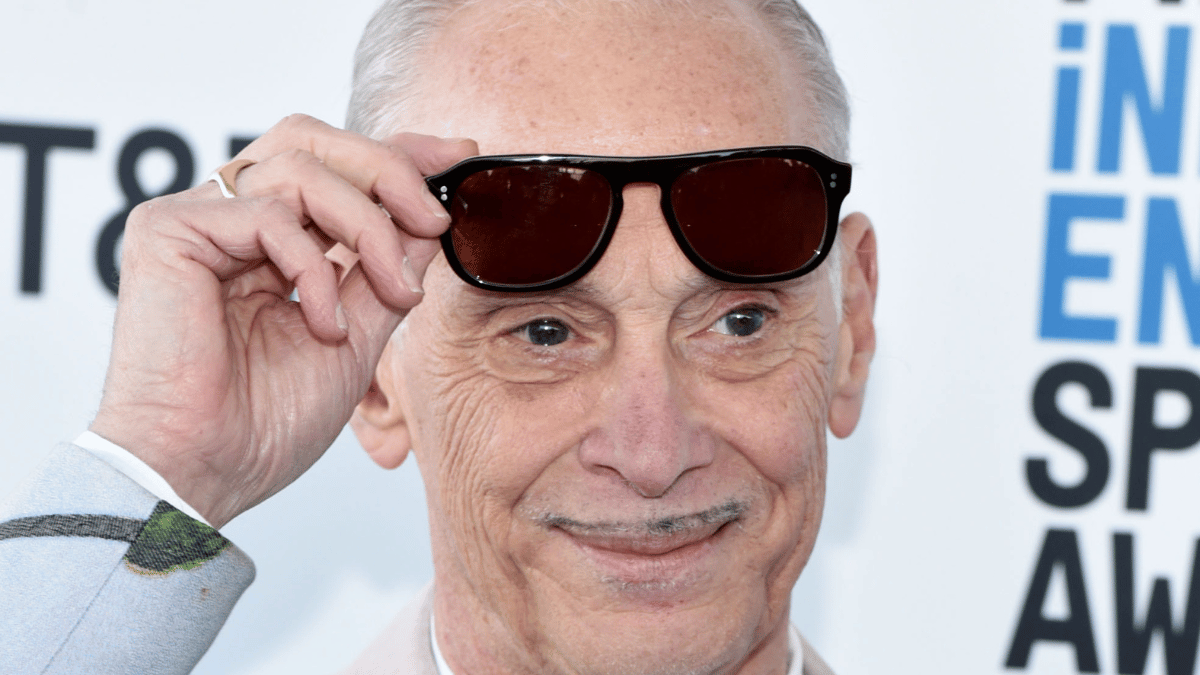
[392,229,444,295]
[231,149,417,307]
[254,208,347,342]
[227,226,339,299]
[225,262,291,302]
[150,197,348,342]
[381,132,479,176]
[336,260,407,375]
[243,115,477,181]
[236,115,476,238]
[305,222,338,251]
[375,134,478,239]
[232,150,436,308]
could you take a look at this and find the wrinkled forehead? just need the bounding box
[407,0,819,155]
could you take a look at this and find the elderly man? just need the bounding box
[0,0,876,673]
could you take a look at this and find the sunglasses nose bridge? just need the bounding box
[604,160,677,215]
[611,179,677,229]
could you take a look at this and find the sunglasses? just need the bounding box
[424,145,851,292]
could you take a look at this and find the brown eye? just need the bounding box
[518,319,572,346]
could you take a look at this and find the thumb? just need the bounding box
[337,261,409,379]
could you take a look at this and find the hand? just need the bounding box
[89,114,477,528]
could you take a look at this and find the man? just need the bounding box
[0,0,877,673]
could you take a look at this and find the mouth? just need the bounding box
[563,516,732,555]
[541,501,747,593]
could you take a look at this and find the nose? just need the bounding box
[578,340,716,498]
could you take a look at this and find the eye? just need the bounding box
[516,318,572,346]
[710,306,768,337]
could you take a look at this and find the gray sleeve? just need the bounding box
[0,444,255,675]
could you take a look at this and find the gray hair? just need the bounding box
[347,0,850,161]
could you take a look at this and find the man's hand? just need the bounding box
[89,115,477,529]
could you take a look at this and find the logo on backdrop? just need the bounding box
[0,125,255,295]
[1008,2,1200,674]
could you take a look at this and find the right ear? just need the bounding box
[351,341,412,470]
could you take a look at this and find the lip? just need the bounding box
[554,516,738,594]
[567,519,727,555]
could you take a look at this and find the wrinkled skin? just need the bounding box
[91,0,876,673]
[351,2,878,675]
[90,119,477,528]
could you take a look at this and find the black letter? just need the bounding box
[95,129,194,294]
[1028,361,1113,508]
[0,122,95,294]
[1006,528,1100,672]
[1127,367,1200,511]
[1115,533,1200,674]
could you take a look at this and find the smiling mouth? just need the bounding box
[538,501,748,589]
[545,500,747,554]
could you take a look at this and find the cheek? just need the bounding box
[700,326,835,487]
[402,313,596,575]
[767,353,833,480]
[428,378,594,513]
[736,354,832,584]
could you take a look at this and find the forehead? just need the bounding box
[409,0,817,154]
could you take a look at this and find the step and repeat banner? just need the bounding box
[2,1,1198,674]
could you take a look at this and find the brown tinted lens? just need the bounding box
[670,157,827,277]
[450,165,612,286]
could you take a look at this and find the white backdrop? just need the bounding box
[3,1,1199,674]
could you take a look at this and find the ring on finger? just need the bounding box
[208,158,257,198]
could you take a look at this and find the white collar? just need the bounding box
[787,623,806,675]
[430,610,455,675]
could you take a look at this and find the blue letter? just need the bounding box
[1040,194,1124,342]
[1138,198,1200,345]
[1097,25,1190,175]
[1053,68,1083,172]
[1053,24,1085,171]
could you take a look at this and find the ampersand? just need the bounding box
[95,129,194,295]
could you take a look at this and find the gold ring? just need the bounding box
[208,158,256,198]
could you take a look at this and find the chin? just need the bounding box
[526,566,776,675]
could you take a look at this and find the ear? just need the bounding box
[828,212,879,439]
[351,341,412,469]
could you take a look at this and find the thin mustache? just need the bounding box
[537,500,748,537]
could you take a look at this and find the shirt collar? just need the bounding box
[787,623,806,675]
[430,610,455,675]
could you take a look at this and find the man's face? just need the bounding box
[366,1,857,673]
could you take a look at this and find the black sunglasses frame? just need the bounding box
[424,145,852,292]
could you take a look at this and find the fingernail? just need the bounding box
[444,137,470,143]
[336,303,349,332]
[423,188,451,222]
[402,256,425,294]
